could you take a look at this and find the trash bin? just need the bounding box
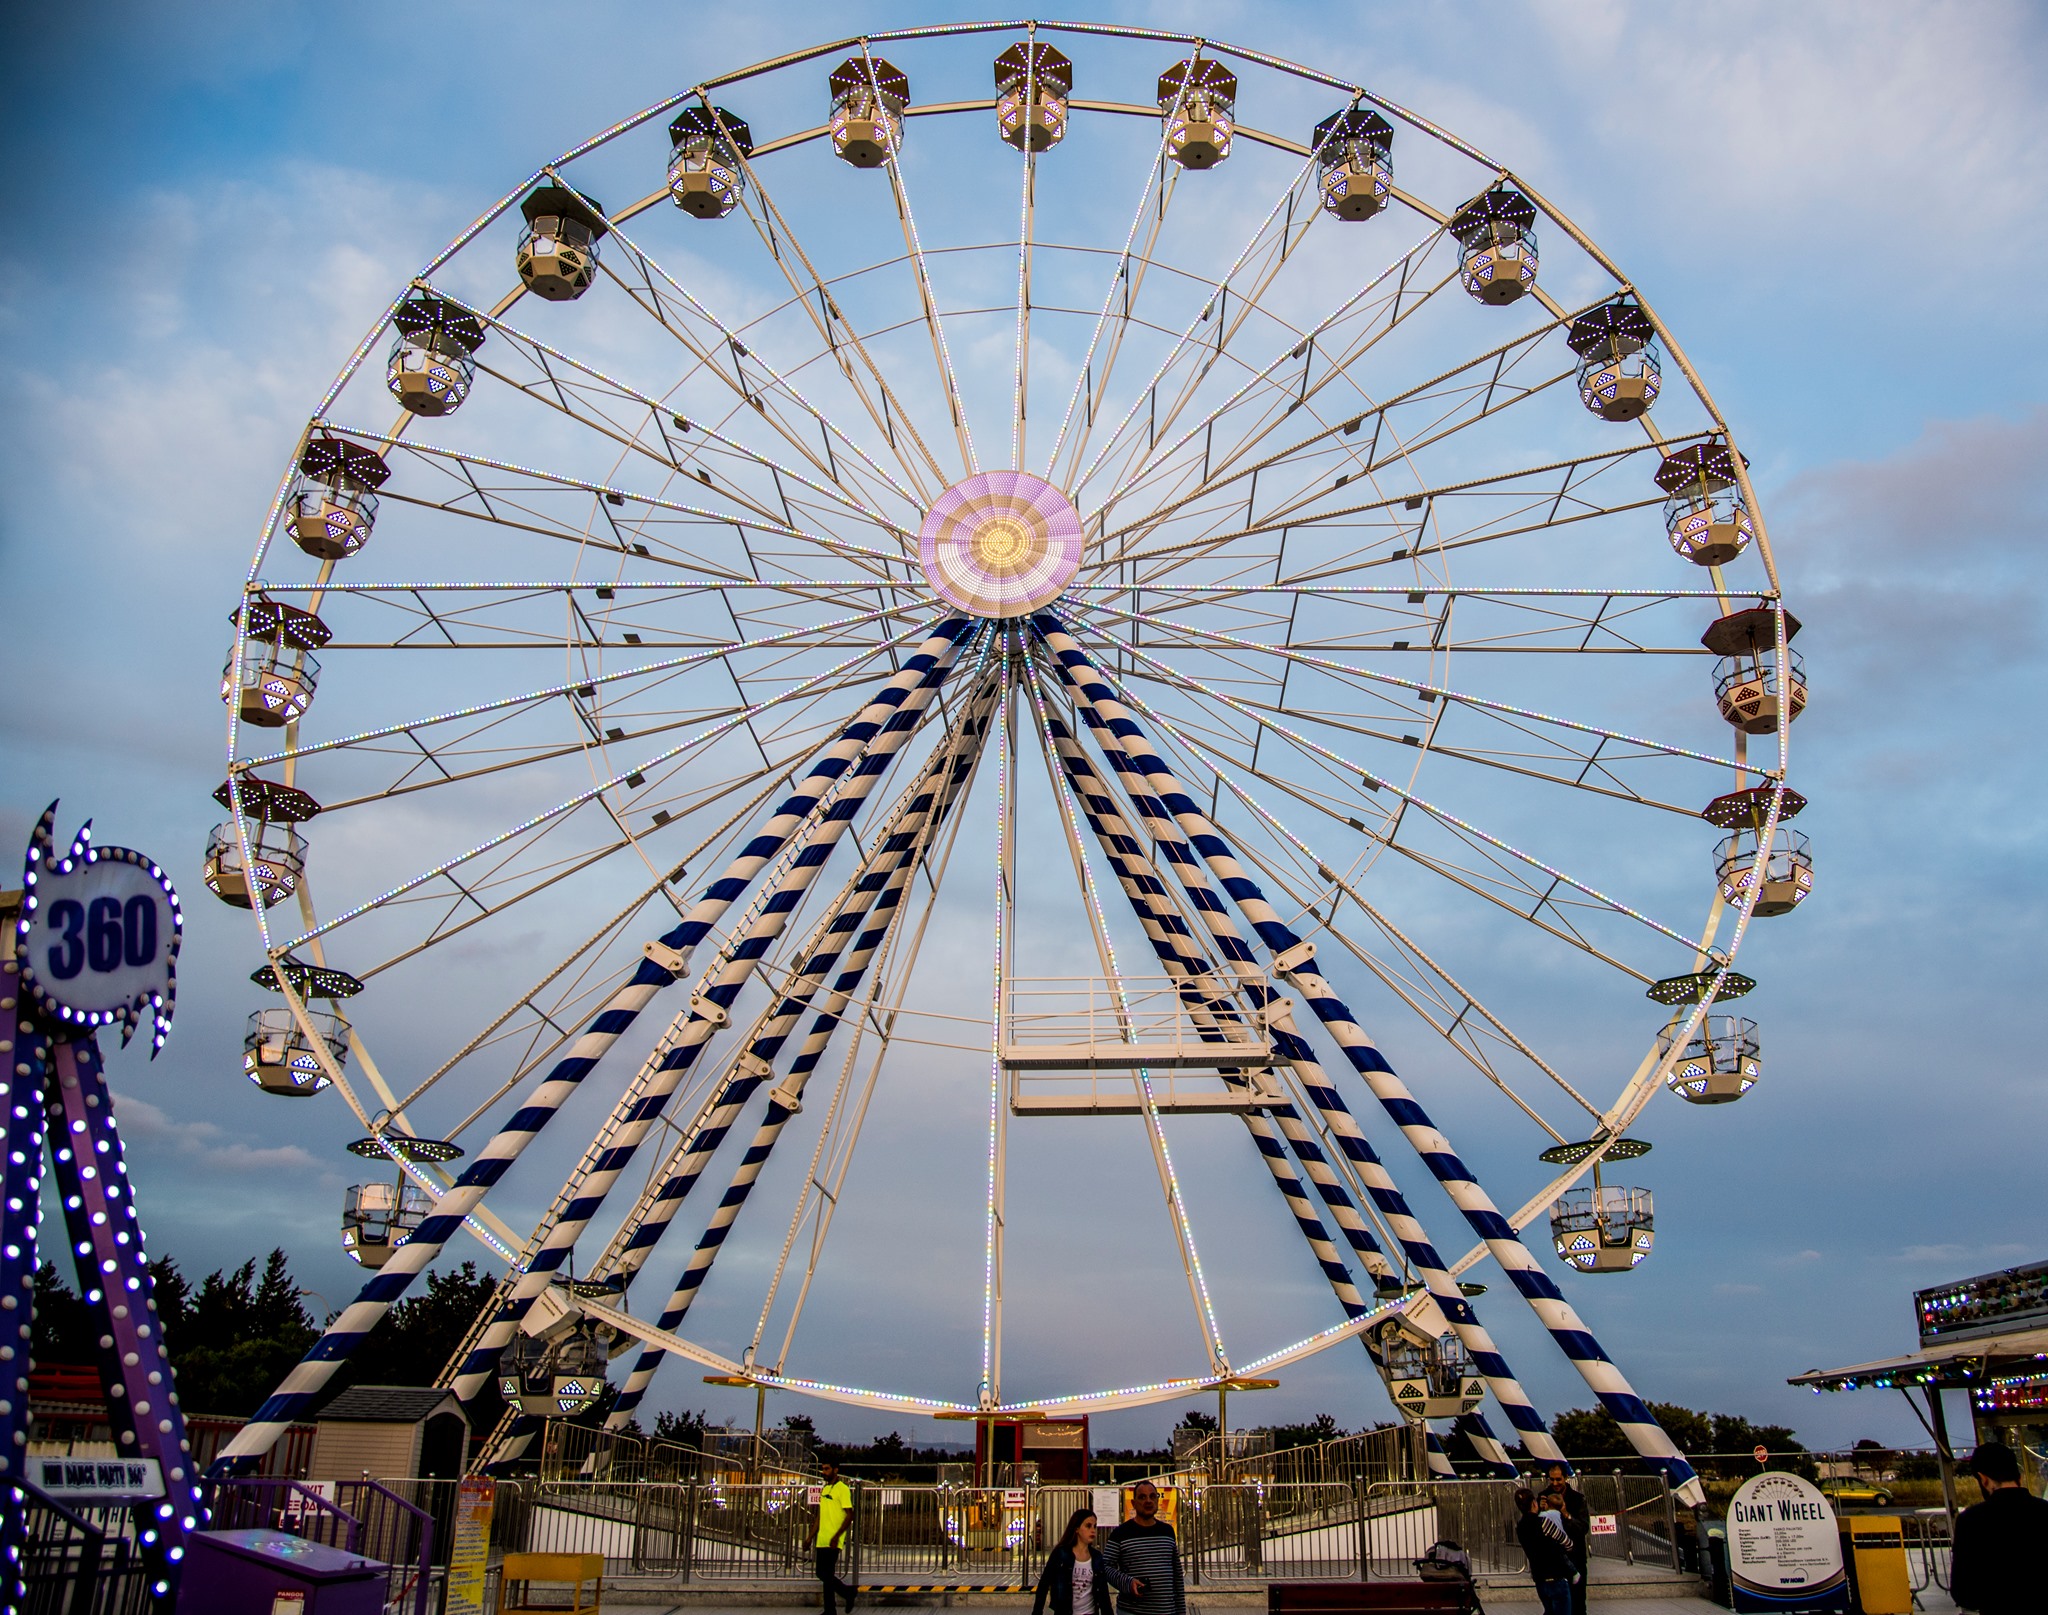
[1700,1520,1733,1608]
[1839,1516,1911,1615]
[175,1528,388,1614]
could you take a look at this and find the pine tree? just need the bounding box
[29,1263,96,1365]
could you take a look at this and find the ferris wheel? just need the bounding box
[207,22,1808,1500]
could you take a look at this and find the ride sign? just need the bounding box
[1725,1471,1848,1613]
[16,803,180,1052]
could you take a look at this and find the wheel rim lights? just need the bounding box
[917,471,1084,619]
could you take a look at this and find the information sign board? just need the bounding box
[30,1455,165,1503]
[443,1477,497,1615]
[1727,1472,1848,1613]
[1590,1513,1618,1537]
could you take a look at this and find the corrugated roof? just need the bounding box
[1789,1323,2048,1390]
[317,1385,465,1424]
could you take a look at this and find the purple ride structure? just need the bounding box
[3,808,203,1609]
[209,24,1806,1499]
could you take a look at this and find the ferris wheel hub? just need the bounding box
[917,470,1083,619]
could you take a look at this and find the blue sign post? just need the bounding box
[3,803,202,1610]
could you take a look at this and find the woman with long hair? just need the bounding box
[1033,1509,1136,1615]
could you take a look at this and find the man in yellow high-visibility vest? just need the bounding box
[815,1458,857,1615]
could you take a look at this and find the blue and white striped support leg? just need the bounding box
[600,700,989,1433]
[1037,617,1701,1502]
[1046,686,1517,1477]
[447,630,982,1412]
[591,699,993,1297]
[213,621,975,1474]
[1038,621,1551,1477]
[1032,699,1384,1315]
[1039,706,1400,1288]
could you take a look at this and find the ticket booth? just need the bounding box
[977,1416,1090,1482]
[1791,1256,2048,1514]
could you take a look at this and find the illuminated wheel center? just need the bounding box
[917,470,1084,619]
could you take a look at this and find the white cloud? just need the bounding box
[112,1091,326,1176]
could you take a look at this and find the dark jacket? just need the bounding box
[1032,1545,1132,1615]
[1951,1487,2048,1614]
[1516,1512,1575,1584]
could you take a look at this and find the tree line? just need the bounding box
[32,1248,1815,1472]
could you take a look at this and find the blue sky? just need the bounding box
[4,0,2046,1459]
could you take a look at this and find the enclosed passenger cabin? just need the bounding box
[1159,59,1237,169]
[1704,605,1805,733]
[1656,441,1753,566]
[386,294,484,417]
[340,1179,433,1267]
[1369,1316,1486,1422]
[500,1319,611,1418]
[1716,827,1814,916]
[244,1006,349,1097]
[222,595,329,729]
[516,185,608,302]
[1659,1014,1761,1105]
[1568,297,1663,421]
[994,42,1072,153]
[1449,187,1538,304]
[828,56,909,168]
[244,955,362,1095]
[289,434,389,561]
[668,107,754,218]
[1312,108,1395,221]
[341,1133,462,1267]
[1550,1178,1654,1273]
[203,822,305,910]
[204,774,319,910]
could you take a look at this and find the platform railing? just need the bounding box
[262,1468,1686,1593]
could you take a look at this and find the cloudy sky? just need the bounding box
[4,0,2045,1461]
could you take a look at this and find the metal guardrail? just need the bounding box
[268,1472,1679,1592]
[7,1475,154,1615]
[207,1476,436,1615]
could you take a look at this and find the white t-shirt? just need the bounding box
[1070,1552,1096,1611]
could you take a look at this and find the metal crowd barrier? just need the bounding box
[198,1471,1679,1595]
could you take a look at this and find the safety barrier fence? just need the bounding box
[218,1473,1679,1595]
[205,1476,436,1615]
[8,1475,154,1615]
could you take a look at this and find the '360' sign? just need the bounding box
[17,803,181,1053]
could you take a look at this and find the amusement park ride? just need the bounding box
[200,21,1804,1508]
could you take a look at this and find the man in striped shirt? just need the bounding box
[1103,1481,1184,1615]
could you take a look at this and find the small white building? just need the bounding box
[308,1386,469,1481]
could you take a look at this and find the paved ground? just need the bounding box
[609,1602,1731,1615]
